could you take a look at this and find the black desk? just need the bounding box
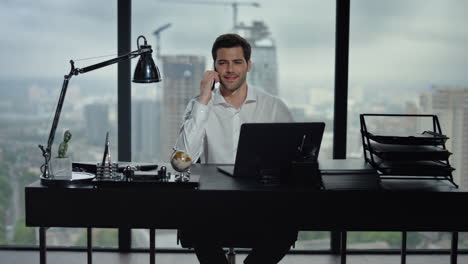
[26,162,468,264]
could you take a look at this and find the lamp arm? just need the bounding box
[39,61,76,178]
[38,45,152,178]
[76,47,152,74]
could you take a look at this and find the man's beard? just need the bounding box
[220,74,247,92]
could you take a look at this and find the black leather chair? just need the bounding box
[177,228,296,264]
[177,229,249,264]
[177,159,297,264]
[177,157,238,263]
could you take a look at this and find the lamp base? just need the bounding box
[40,171,95,187]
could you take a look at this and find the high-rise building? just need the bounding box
[84,103,110,146]
[160,55,206,160]
[419,87,468,187]
[237,21,279,96]
[132,99,161,162]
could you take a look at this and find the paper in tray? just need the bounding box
[365,131,448,145]
[367,142,452,161]
[373,159,454,176]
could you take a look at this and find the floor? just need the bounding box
[0,250,466,264]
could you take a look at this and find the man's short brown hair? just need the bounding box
[211,33,251,62]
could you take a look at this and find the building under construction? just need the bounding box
[236,20,279,96]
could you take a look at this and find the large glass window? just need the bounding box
[9,0,466,253]
[0,1,117,246]
[131,0,336,249]
[349,0,468,250]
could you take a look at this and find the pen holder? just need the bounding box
[96,162,118,179]
[50,157,72,178]
[291,160,322,189]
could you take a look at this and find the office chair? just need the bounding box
[177,230,237,264]
[177,158,237,263]
[176,160,296,264]
[177,229,297,264]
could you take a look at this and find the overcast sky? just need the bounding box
[1,0,467,103]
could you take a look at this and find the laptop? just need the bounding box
[217,122,325,180]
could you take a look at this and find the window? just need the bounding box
[131,0,336,249]
[348,0,468,250]
[0,1,118,247]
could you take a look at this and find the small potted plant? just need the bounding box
[50,130,72,178]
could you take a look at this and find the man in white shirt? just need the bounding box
[175,34,297,264]
[174,34,293,164]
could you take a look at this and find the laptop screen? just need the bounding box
[232,122,325,179]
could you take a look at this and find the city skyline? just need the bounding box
[0,0,467,249]
[2,1,467,101]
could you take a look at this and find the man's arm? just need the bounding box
[173,99,210,163]
[198,70,219,105]
[274,98,295,123]
[173,71,219,162]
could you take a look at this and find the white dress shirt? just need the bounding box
[174,86,294,164]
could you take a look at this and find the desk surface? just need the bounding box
[25,161,468,232]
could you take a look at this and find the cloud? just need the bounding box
[1,0,467,91]
[0,1,117,78]
[348,0,468,88]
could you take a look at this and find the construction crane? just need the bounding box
[153,23,172,59]
[163,0,260,30]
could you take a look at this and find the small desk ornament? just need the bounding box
[49,130,73,178]
[41,130,95,187]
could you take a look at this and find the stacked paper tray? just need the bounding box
[366,142,452,161]
[360,114,457,187]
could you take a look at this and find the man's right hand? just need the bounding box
[199,71,219,105]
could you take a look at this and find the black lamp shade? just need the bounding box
[133,48,162,83]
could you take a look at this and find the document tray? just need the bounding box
[367,142,452,161]
[360,114,457,187]
[375,158,454,176]
[363,131,448,145]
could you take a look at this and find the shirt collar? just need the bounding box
[245,85,257,103]
[212,85,258,106]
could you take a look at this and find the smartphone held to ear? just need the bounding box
[212,65,218,90]
[212,80,220,90]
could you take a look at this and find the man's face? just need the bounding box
[214,47,251,93]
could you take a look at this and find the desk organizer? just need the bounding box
[72,162,199,189]
[96,162,118,179]
[360,114,457,187]
[93,174,199,189]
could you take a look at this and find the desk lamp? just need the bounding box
[38,35,161,181]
